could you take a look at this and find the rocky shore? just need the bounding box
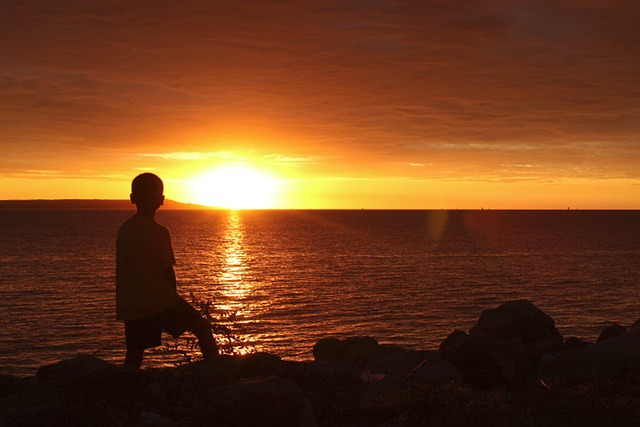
[3,300,640,426]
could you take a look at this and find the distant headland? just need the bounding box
[0,199,212,210]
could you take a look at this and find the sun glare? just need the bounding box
[189,165,280,209]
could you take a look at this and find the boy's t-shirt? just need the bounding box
[116,215,181,320]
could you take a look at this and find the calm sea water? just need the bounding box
[1,209,639,377]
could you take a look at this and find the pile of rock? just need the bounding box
[540,320,640,381]
[436,299,640,386]
[3,299,640,425]
[310,299,640,389]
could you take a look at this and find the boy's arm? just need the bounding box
[163,266,177,291]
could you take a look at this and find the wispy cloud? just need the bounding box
[264,154,319,167]
[12,169,128,181]
[137,151,241,161]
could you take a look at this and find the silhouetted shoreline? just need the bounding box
[3,300,640,425]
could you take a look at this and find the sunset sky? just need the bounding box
[1,1,639,209]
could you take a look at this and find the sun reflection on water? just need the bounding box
[207,210,267,355]
[217,210,251,311]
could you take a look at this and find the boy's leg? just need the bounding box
[124,316,162,369]
[191,317,219,359]
[163,299,220,359]
[124,347,144,369]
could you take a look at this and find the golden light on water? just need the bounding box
[217,210,251,311]
[214,210,268,355]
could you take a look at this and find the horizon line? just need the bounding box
[0,199,638,211]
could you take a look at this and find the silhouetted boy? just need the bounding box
[116,172,218,368]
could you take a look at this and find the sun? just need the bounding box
[189,165,281,209]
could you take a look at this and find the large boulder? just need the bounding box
[440,300,563,387]
[597,323,627,343]
[312,336,403,368]
[36,355,118,385]
[312,337,344,361]
[469,299,562,350]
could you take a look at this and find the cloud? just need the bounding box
[10,169,127,181]
[0,0,639,182]
[264,154,319,167]
[138,151,240,161]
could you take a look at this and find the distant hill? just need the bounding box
[0,199,213,210]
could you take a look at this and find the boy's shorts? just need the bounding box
[125,298,209,350]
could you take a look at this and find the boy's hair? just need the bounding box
[131,173,164,201]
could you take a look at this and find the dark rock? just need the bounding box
[182,352,283,381]
[202,376,316,426]
[541,326,640,380]
[440,300,564,387]
[36,355,118,384]
[563,337,591,351]
[312,336,400,369]
[233,352,283,377]
[470,299,561,346]
[367,349,435,377]
[13,397,123,427]
[597,323,627,343]
[312,337,343,361]
[315,361,364,384]
[360,375,408,408]
[440,331,510,387]
[407,357,465,385]
[0,374,28,399]
[439,330,470,361]
[340,337,383,365]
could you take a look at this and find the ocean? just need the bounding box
[1,209,639,377]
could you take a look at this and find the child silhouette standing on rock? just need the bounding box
[116,172,218,368]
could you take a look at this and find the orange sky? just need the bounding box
[1,1,639,209]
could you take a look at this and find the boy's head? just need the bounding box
[130,173,164,211]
